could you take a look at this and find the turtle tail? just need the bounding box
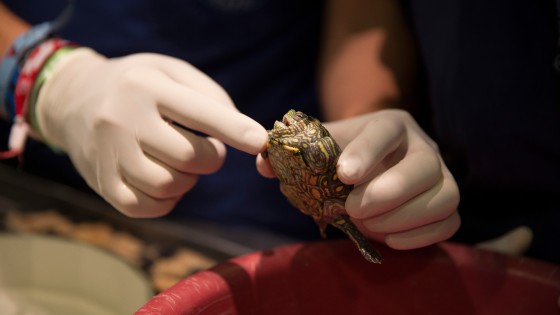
[329,215,383,264]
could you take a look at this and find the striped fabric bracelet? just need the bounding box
[0,2,74,159]
[14,38,74,123]
[0,43,78,159]
[0,1,73,120]
[0,23,54,120]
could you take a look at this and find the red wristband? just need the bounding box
[0,38,75,160]
[14,38,72,120]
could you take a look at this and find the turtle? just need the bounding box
[263,109,383,264]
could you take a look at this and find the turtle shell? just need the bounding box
[264,109,382,263]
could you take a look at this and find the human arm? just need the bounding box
[0,2,29,54]
[319,0,417,120]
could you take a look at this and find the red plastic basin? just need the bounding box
[136,240,560,315]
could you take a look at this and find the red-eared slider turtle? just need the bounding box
[263,109,383,263]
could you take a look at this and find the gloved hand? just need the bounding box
[35,47,267,217]
[257,109,460,249]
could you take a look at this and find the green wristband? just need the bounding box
[26,46,76,153]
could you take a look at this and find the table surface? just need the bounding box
[0,163,296,261]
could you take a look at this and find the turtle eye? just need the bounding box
[294,112,305,120]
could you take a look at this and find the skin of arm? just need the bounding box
[0,2,30,54]
[319,0,417,121]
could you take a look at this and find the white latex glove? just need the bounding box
[257,109,460,249]
[476,225,533,256]
[35,48,267,217]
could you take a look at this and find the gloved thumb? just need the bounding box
[475,225,533,256]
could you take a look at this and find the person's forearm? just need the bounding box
[0,2,30,53]
[319,0,417,121]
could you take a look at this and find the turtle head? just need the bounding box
[282,109,307,126]
[271,109,322,136]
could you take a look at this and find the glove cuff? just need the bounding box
[34,47,105,150]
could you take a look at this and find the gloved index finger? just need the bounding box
[153,77,268,155]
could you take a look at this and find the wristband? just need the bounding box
[0,1,74,158]
[14,38,73,122]
[0,46,76,158]
[27,46,78,150]
[5,68,19,119]
[0,23,54,117]
[0,0,74,118]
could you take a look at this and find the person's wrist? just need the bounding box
[0,2,30,53]
[0,1,74,158]
[26,45,79,150]
[34,47,106,150]
[0,22,55,119]
[0,34,77,158]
